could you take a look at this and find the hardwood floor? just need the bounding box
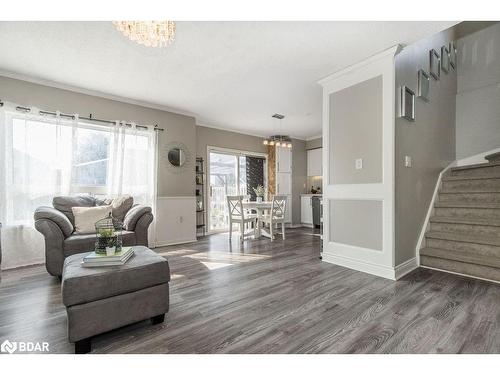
[0,228,499,353]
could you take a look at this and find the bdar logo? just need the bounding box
[1,340,17,354]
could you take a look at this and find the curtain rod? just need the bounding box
[0,100,164,132]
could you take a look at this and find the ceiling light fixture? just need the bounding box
[263,114,292,148]
[113,21,176,48]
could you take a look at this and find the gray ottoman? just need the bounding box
[62,246,170,354]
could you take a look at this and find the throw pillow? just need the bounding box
[96,195,133,223]
[72,205,112,235]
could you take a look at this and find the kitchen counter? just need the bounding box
[300,193,322,197]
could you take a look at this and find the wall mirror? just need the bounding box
[168,147,186,167]
[164,142,191,173]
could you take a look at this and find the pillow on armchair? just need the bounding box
[72,205,112,234]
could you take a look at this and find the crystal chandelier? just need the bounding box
[263,114,292,148]
[113,21,176,48]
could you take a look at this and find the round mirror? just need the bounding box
[167,147,186,167]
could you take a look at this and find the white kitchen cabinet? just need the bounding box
[276,147,292,173]
[307,148,323,177]
[301,196,313,225]
[276,172,291,195]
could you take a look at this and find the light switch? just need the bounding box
[405,156,412,168]
[355,158,363,170]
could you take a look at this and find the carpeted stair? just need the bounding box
[420,151,500,282]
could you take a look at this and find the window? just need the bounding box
[72,127,110,189]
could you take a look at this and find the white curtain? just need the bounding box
[105,120,158,245]
[0,103,158,269]
[0,103,77,269]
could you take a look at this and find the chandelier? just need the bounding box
[263,135,292,148]
[113,21,176,48]
[263,114,292,148]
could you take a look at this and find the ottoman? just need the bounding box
[61,246,170,353]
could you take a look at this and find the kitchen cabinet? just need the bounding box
[276,147,292,173]
[307,148,322,177]
[276,172,291,195]
[301,196,313,225]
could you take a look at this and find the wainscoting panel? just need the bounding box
[155,196,197,247]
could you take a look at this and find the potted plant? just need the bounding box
[253,185,266,203]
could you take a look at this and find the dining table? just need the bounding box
[242,201,272,239]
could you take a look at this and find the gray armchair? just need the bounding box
[34,195,153,277]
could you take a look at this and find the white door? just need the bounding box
[276,147,292,173]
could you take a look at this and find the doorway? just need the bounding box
[207,147,267,233]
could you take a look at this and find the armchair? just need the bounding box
[35,195,153,277]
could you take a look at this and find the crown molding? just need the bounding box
[0,69,197,119]
[317,44,402,86]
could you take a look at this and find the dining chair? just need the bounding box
[227,195,257,242]
[260,195,287,241]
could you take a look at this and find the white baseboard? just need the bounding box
[394,257,418,279]
[421,265,500,285]
[301,223,314,228]
[323,253,418,281]
[322,252,397,280]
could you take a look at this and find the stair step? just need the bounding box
[442,175,500,181]
[485,151,500,163]
[420,247,500,268]
[420,255,500,283]
[430,216,500,227]
[430,217,500,237]
[450,162,500,178]
[425,230,500,247]
[434,202,500,209]
[441,177,500,193]
[439,192,500,204]
[426,237,500,257]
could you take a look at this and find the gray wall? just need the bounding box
[0,75,197,197]
[329,76,383,185]
[196,125,307,225]
[395,28,457,265]
[330,200,383,250]
[456,22,500,159]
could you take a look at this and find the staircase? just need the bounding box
[420,151,500,283]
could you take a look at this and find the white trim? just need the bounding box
[207,145,268,159]
[415,161,456,266]
[322,252,397,280]
[421,266,500,285]
[301,223,315,229]
[319,46,400,280]
[0,70,196,119]
[155,238,197,247]
[456,146,500,167]
[305,134,322,141]
[317,45,402,85]
[394,257,418,279]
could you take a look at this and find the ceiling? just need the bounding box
[0,21,456,139]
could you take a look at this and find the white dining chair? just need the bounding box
[260,195,287,241]
[227,195,257,242]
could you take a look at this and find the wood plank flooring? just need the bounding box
[0,228,499,353]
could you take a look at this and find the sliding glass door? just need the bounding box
[208,148,266,232]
